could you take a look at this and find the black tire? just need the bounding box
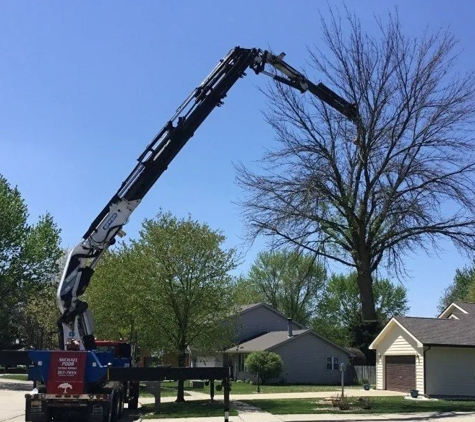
[118,390,125,419]
[127,381,139,410]
[102,403,112,422]
[128,394,138,410]
[111,393,120,422]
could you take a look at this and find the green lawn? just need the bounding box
[141,400,238,419]
[247,396,475,414]
[0,374,29,381]
[139,383,190,398]
[152,380,359,395]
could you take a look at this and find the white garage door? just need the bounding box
[425,347,475,396]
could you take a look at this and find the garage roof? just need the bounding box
[396,315,475,347]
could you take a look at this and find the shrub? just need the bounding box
[338,397,350,411]
[244,351,283,385]
[362,398,374,410]
[331,394,341,407]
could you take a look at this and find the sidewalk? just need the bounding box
[139,389,475,421]
[139,388,405,404]
[142,414,475,422]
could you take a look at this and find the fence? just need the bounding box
[354,365,376,384]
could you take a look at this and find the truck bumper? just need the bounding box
[25,395,111,422]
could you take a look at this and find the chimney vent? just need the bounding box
[287,318,293,337]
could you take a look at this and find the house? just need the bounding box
[369,301,475,397]
[193,303,354,384]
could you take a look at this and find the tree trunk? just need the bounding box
[356,266,378,322]
[175,348,187,403]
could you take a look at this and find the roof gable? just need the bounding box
[369,317,422,349]
[237,303,305,329]
[438,302,469,319]
[454,301,475,316]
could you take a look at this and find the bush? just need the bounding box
[358,397,374,409]
[338,397,350,411]
[244,351,283,384]
[331,394,341,407]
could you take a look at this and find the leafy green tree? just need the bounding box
[232,275,264,306]
[0,175,62,348]
[438,262,475,312]
[244,351,283,385]
[87,210,239,402]
[86,246,143,344]
[243,250,326,325]
[312,272,408,361]
[20,283,59,349]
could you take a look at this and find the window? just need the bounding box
[326,356,339,370]
[238,354,247,372]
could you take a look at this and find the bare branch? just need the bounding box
[236,7,475,321]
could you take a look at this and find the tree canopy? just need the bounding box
[238,249,326,325]
[87,210,239,402]
[312,271,408,361]
[0,175,62,348]
[237,8,475,327]
[438,261,475,312]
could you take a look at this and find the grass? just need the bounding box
[247,396,475,414]
[139,383,190,398]
[0,374,29,381]
[141,400,238,419]
[150,380,359,395]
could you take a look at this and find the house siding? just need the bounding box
[272,332,351,384]
[425,347,475,396]
[375,324,424,392]
[236,306,301,343]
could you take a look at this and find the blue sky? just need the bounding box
[1,1,474,318]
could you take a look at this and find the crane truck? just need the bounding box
[18,46,359,421]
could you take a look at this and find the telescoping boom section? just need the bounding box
[57,46,359,351]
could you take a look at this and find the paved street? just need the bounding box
[0,379,31,422]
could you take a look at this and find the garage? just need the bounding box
[425,347,475,396]
[385,355,415,392]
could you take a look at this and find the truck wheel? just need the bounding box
[102,405,111,422]
[111,393,120,422]
[128,381,139,410]
[118,391,124,419]
[128,395,138,410]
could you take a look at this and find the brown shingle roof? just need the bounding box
[225,330,309,353]
[396,316,475,346]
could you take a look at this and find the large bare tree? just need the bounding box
[237,9,475,323]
